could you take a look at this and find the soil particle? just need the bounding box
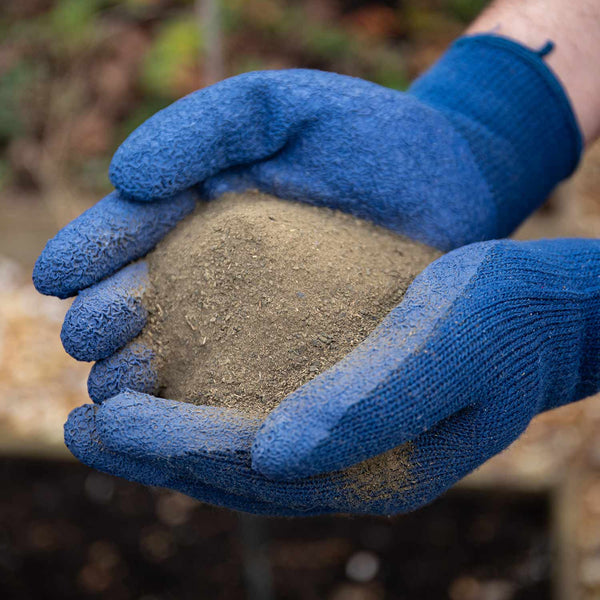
[140,191,441,419]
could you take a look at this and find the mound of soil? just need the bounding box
[140,192,441,418]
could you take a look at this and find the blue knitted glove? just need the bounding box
[63,239,600,515]
[33,35,580,300]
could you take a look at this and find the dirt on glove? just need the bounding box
[139,191,441,418]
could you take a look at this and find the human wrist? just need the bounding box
[409,34,582,237]
[465,0,600,146]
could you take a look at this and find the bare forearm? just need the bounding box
[467,0,600,145]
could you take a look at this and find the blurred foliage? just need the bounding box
[47,0,106,47]
[0,60,38,142]
[446,0,489,22]
[0,0,489,199]
[141,17,203,97]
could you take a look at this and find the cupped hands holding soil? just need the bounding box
[139,191,441,418]
[134,191,441,502]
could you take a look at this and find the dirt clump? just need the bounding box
[139,191,441,419]
[137,191,442,505]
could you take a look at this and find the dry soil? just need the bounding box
[139,191,441,419]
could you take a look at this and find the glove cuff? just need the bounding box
[409,34,583,237]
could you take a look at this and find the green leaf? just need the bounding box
[446,0,489,23]
[372,65,409,91]
[47,0,109,45]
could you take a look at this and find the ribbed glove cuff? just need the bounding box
[410,34,582,237]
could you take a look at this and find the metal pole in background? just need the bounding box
[195,6,272,599]
[238,514,275,600]
[196,3,272,598]
[197,0,224,86]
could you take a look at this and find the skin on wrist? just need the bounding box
[466,0,600,146]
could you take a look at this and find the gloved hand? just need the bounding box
[34,34,580,300]
[62,238,600,515]
[34,34,585,514]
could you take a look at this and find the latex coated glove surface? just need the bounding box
[62,239,600,515]
[33,69,490,303]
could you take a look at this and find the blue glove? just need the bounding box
[62,238,600,516]
[33,35,580,300]
[34,34,586,514]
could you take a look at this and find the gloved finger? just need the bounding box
[183,404,529,515]
[109,71,301,202]
[251,243,495,480]
[184,403,531,515]
[61,262,148,362]
[87,341,158,403]
[201,147,383,218]
[93,391,415,515]
[67,393,533,516]
[33,190,196,299]
[64,404,304,516]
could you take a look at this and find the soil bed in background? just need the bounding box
[0,457,552,600]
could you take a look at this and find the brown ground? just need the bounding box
[139,191,441,418]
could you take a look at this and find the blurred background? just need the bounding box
[2,1,600,599]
